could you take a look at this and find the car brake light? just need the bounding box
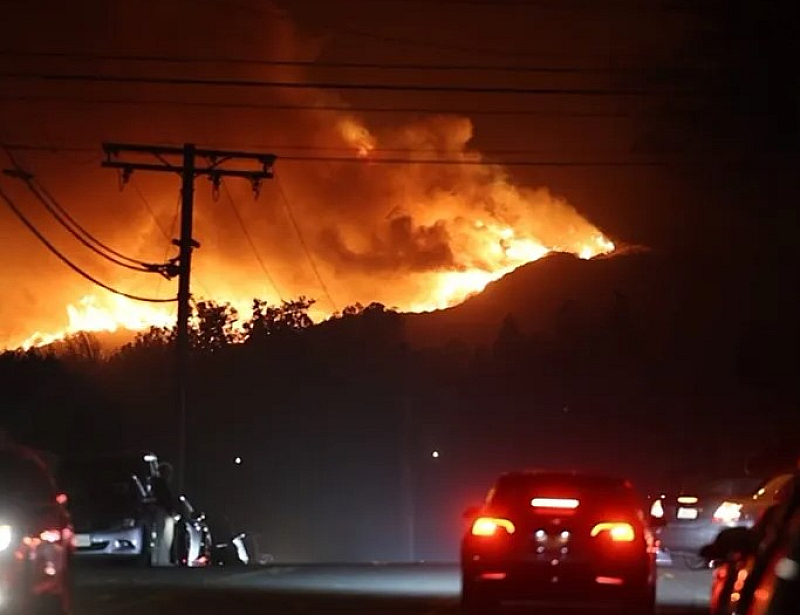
[531,498,580,509]
[591,522,636,542]
[677,496,699,505]
[713,501,743,524]
[650,499,664,518]
[471,517,516,536]
[56,493,68,505]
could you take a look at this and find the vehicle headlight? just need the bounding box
[713,501,743,524]
[650,499,665,519]
[0,525,12,551]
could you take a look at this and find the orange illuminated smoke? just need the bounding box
[471,517,516,536]
[590,522,636,542]
[531,498,580,509]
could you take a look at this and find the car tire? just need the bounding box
[626,586,656,615]
[34,595,69,615]
[461,577,499,615]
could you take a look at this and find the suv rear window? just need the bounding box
[0,451,56,504]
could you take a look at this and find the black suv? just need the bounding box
[461,471,658,614]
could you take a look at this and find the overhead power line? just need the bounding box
[220,179,283,302]
[2,143,664,167]
[0,95,640,117]
[0,49,646,75]
[275,179,337,313]
[1,147,170,272]
[0,71,687,96]
[0,184,177,303]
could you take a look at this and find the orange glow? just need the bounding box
[479,572,507,580]
[531,498,580,509]
[471,517,516,536]
[3,113,616,350]
[18,295,175,350]
[591,522,636,542]
[677,496,699,505]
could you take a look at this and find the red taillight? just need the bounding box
[56,493,68,505]
[531,497,580,510]
[590,522,636,542]
[595,576,625,585]
[471,517,516,536]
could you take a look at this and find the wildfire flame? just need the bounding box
[7,115,614,351]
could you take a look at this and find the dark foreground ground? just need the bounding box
[74,563,711,615]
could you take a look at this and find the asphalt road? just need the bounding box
[74,563,711,615]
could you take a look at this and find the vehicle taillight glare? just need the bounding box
[471,517,516,536]
[56,493,68,505]
[650,499,664,518]
[39,529,62,544]
[713,501,743,524]
[531,498,580,509]
[0,525,12,552]
[591,522,636,542]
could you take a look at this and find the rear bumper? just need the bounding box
[74,526,145,558]
[462,559,653,603]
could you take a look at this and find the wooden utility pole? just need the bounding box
[102,143,276,492]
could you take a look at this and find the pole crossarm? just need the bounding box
[100,141,275,494]
[102,142,276,179]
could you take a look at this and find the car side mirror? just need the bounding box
[463,505,481,520]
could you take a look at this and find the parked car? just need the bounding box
[174,495,212,567]
[461,470,660,614]
[59,451,175,566]
[0,445,73,614]
[701,470,800,615]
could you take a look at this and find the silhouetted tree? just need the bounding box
[243,297,314,342]
[190,300,239,352]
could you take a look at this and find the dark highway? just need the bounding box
[74,564,710,615]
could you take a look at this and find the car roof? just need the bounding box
[498,470,632,488]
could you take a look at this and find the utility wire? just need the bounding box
[0,95,644,117]
[131,178,171,240]
[220,179,283,302]
[0,49,647,74]
[275,178,337,313]
[2,148,168,271]
[0,184,176,303]
[0,72,687,96]
[2,143,664,167]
